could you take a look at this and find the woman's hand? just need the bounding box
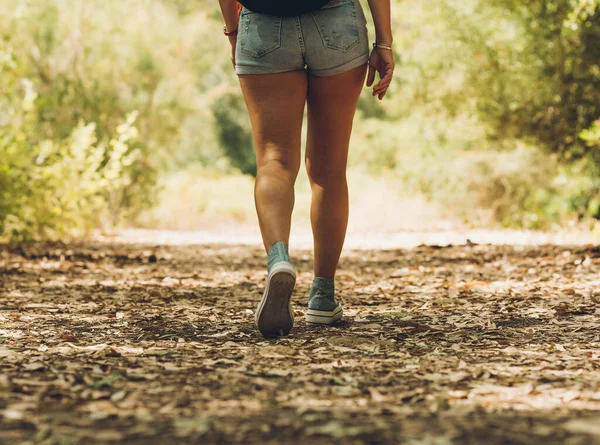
[366,46,395,100]
[219,0,242,67]
[229,35,237,67]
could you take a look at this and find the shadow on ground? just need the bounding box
[1,239,599,444]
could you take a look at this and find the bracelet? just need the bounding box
[223,25,238,36]
[373,42,392,50]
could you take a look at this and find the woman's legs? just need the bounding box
[305,63,368,277]
[238,70,308,253]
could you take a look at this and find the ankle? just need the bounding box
[312,276,334,287]
[310,276,335,298]
[267,241,290,272]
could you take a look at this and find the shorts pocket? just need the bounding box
[239,9,282,59]
[310,0,359,52]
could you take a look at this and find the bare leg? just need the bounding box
[305,63,368,277]
[238,70,308,252]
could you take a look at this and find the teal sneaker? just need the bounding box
[306,276,343,325]
[255,241,296,337]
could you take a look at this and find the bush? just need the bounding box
[3,0,600,238]
[463,145,600,228]
[439,0,600,160]
[580,119,600,150]
[0,47,144,241]
[0,0,235,240]
[211,93,256,176]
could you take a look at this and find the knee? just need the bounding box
[306,161,347,187]
[256,157,299,183]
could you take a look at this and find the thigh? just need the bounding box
[305,63,367,174]
[238,70,308,170]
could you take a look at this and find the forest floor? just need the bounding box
[1,229,600,444]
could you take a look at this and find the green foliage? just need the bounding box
[462,147,600,228]
[211,94,256,176]
[347,0,600,227]
[3,0,600,238]
[0,46,144,241]
[438,0,600,160]
[580,120,600,150]
[0,0,236,241]
[566,0,600,24]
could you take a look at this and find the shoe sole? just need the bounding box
[306,305,343,325]
[255,261,296,337]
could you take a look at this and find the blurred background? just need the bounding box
[1,0,600,242]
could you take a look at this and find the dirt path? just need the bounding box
[1,231,599,444]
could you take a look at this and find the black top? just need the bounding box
[238,0,330,16]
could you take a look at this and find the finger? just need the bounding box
[374,69,392,87]
[375,87,387,98]
[373,80,391,95]
[376,69,394,87]
[380,64,394,79]
[366,63,376,87]
[367,64,376,87]
[374,77,391,91]
[373,82,390,94]
[376,83,390,98]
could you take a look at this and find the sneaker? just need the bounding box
[255,242,296,337]
[306,277,343,325]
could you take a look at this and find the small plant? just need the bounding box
[0,48,145,241]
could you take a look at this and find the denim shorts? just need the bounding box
[235,0,370,77]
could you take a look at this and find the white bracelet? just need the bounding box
[373,42,392,50]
